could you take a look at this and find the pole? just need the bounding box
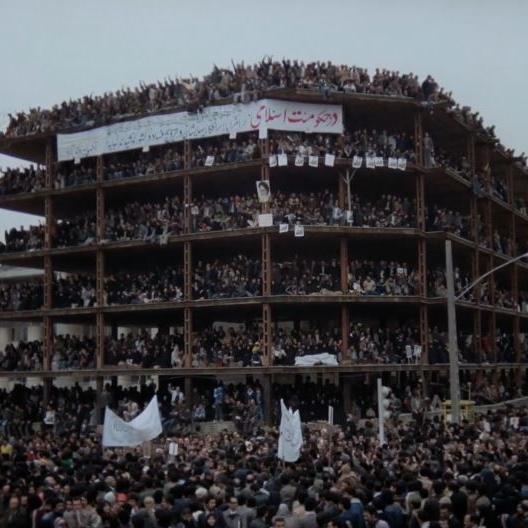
[445,240,461,424]
[377,378,385,444]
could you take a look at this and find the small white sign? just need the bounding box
[259,127,268,139]
[269,155,278,168]
[388,157,398,169]
[375,157,384,167]
[74,158,81,165]
[205,155,215,167]
[278,153,288,167]
[279,223,289,234]
[308,155,319,168]
[294,225,305,237]
[324,153,335,167]
[295,154,305,167]
[397,158,407,171]
[352,156,363,168]
[168,442,178,456]
[229,131,237,140]
[258,213,273,227]
[142,145,150,153]
[366,156,376,169]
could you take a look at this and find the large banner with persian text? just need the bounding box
[57,99,343,161]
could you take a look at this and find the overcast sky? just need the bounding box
[0,0,527,235]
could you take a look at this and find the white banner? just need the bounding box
[294,352,338,366]
[102,395,162,447]
[57,99,343,161]
[278,399,303,463]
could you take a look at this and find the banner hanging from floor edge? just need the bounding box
[57,99,343,161]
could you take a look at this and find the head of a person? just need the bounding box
[228,497,238,513]
[364,505,378,525]
[274,518,286,528]
[8,496,19,511]
[72,498,83,512]
[206,514,218,527]
[143,496,155,510]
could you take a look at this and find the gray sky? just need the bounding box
[0,0,527,235]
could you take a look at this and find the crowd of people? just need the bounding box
[54,275,96,308]
[4,225,44,252]
[0,377,527,528]
[0,335,97,371]
[269,129,415,162]
[0,280,43,311]
[0,166,45,195]
[2,59,444,137]
[193,257,262,299]
[105,267,184,305]
[105,331,184,368]
[347,261,418,296]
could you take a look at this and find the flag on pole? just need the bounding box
[102,395,162,447]
[277,399,303,462]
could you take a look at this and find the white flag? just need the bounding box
[278,399,303,462]
[102,395,163,447]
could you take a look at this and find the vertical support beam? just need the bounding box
[184,241,192,300]
[340,238,348,293]
[418,238,427,297]
[338,172,346,209]
[96,155,104,183]
[262,234,272,296]
[513,316,521,362]
[43,379,52,407]
[45,138,55,189]
[262,303,272,367]
[419,305,428,364]
[96,312,104,369]
[184,308,193,368]
[470,196,478,244]
[507,164,515,207]
[261,138,272,297]
[416,172,426,231]
[43,316,52,371]
[466,134,476,177]
[43,256,53,310]
[341,305,350,364]
[44,198,54,249]
[445,240,461,424]
[414,111,424,167]
[184,173,192,233]
[261,374,272,424]
[490,311,497,362]
[96,251,105,307]
[473,310,482,362]
[183,140,192,169]
[96,188,105,243]
[95,377,104,424]
[184,377,193,408]
[488,255,496,306]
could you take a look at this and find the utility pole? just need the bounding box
[445,240,461,424]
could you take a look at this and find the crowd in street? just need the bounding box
[0,375,527,528]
